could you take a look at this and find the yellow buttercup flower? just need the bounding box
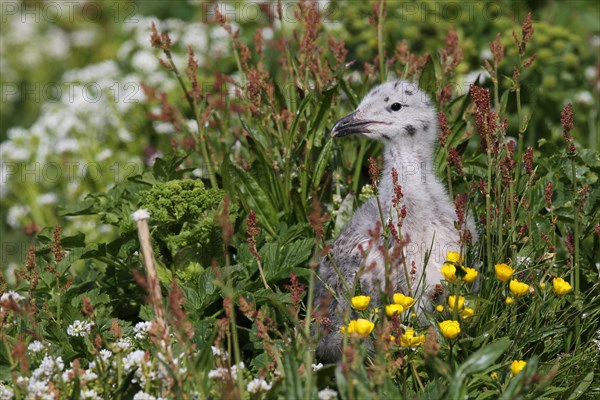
[400,328,425,347]
[490,372,499,380]
[511,360,527,376]
[441,263,458,282]
[495,263,515,282]
[351,295,371,311]
[448,295,465,311]
[354,319,375,337]
[436,304,445,312]
[461,266,478,283]
[393,293,415,308]
[446,251,462,264]
[340,320,357,334]
[439,320,461,339]
[461,307,475,319]
[386,304,404,317]
[540,282,546,289]
[553,277,573,296]
[509,279,529,297]
[505,296,514,304]
[341,319,374,338]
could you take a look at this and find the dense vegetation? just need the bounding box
[1,1,598,399]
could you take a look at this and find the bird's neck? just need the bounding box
[378,142,438,209]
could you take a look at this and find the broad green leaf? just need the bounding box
[419,54,437,103]
[447,337,511,399]
[58,200,96,216]
[565,371,593,400]
[334,193,355,236]
[311,137,334,189]
[222,157,278,236]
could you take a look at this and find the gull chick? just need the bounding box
[315,80,476,362]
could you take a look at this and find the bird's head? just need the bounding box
[331,80,437,147]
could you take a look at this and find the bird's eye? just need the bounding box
[391,103,402,111]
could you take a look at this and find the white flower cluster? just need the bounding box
[27,340,45,354]
[318,387,339,400]
[0,290,25,303]
[14,355,65,399]
[208,362,245,380]
[0,382,14,399]
[123,350,156,385]
[133,391,166,400]
[134,321,153,339]
[211,345,229,359]
[246,377,273,394]
[67,320,94,337]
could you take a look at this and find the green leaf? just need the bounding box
[564,371,593,400]
[334,193,355,236]
[419,54,437,102]
[152,151,188,181]
[222,157,278,236]
[58,200,96,216]
[447,337,511,399]
[312,137,334,190]
[287,92,314,151]
[499,88,510,115]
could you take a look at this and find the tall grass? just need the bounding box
[1,2,598,399]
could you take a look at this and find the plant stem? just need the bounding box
[571,158,581,349]
[377,0,386,82]
[303,256,317,400]
[446,148,453,200]
[514,85,525,192]
[571,159,579,294]
[485,148,493,272]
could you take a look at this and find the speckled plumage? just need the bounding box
[315,81,476,362]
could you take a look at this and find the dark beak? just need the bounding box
[331,111,374,138]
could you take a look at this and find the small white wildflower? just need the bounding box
[113,337,133,351]
[0,382,14,399]
[208,368,228,380]
[32,355,64,381]
[318,387,338,400]
[16,376,28,387]
[6,205,29,229]
[585,66,597,81]
[37,192,59,205]
[27,378,50,398]
[133,391,163,400]
[123,350,147,372]
[246,378,273,393]
[312,363,324,372]
[516,256,532,267]
[230,362,245,380]
[83,369,98,381]
[1,290,25,303]
[62,368,75,382]
[134,321,152,340]
[81,389,102,400]
[99,349,113,361]
[211,345,228,359]
[95,148,113,162]
[131,209,150,222]
[67,320,94,337]
[480,48,493,60]
[574,91,593,106]
[27,340,44,354]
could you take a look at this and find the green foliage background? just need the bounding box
[0,1,599,399]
